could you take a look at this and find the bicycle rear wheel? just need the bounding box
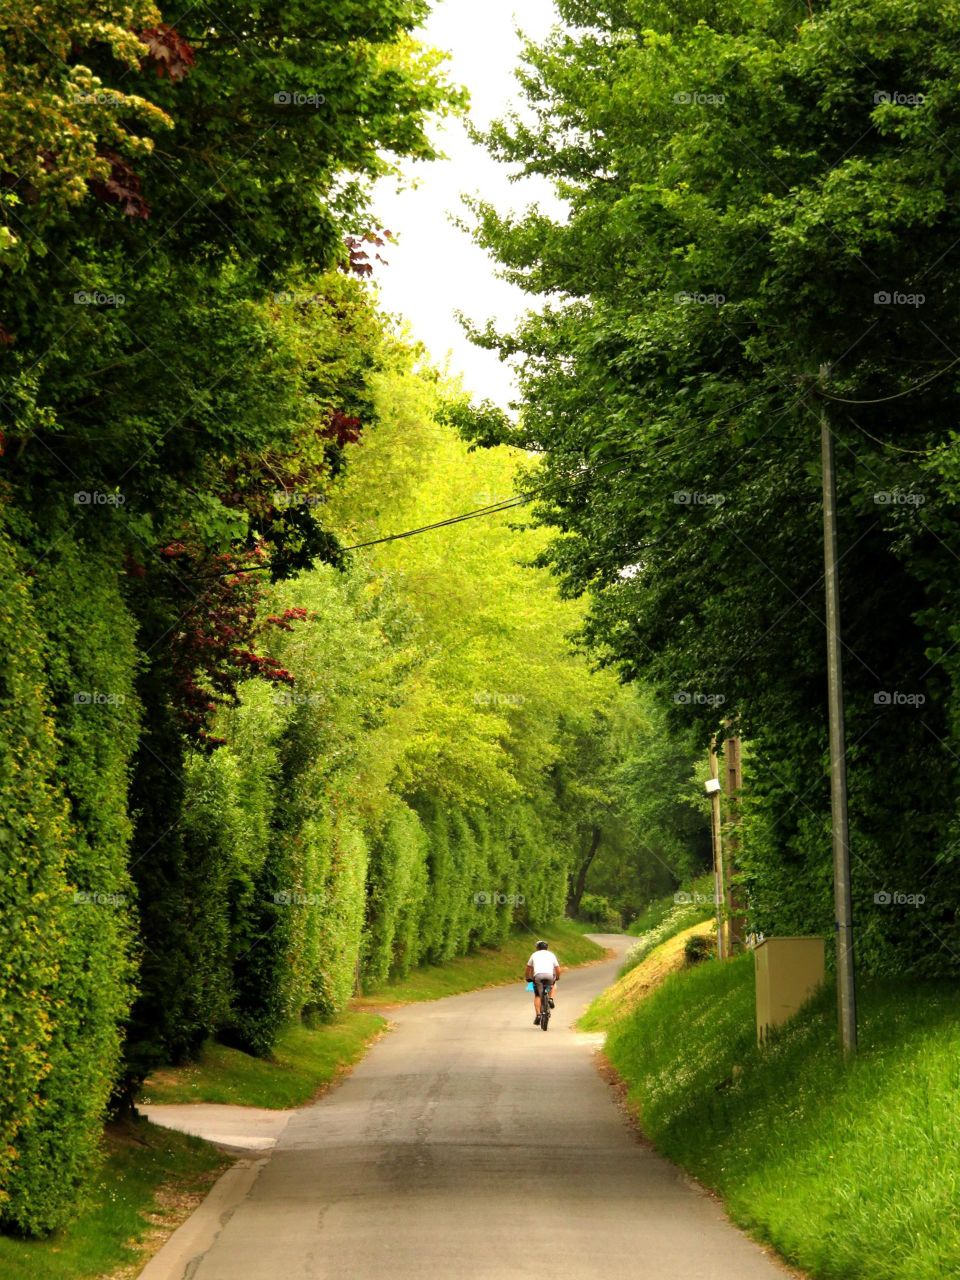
[540,989,550,1030]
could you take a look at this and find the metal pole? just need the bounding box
[724,732,746,952]
[707,742,727,960]
[819,366,858,1056]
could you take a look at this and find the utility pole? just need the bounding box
[706,741,726,960]
[724,731,745,952]
[819,365,858,1056]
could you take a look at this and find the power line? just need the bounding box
[841,419,932,456]
[816,355,960,406]
[214,363,948,577]
[342,495,531,550]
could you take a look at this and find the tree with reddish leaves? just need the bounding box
[139,24,196,80]
[147,545,309,745]
[344,230,395,278]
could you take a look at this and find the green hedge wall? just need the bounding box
[0,527,137,1234]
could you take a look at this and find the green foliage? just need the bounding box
[620,874,717,976]
[0,0,169,264]
[3,536,139,1234]
[558,688,711,921]
[469,0,960,975]
[0,528,72,1231]
[604,956,960,1280]
[363,805,429,987]
[626,873,716,936]
[683,933,714,964]
[0,522,140,1235]
[577,893,621,928]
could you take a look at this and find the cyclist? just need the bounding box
[526,940,561,1025]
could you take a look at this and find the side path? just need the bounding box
[143,934,794,1280]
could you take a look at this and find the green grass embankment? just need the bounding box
[598,951,960,1280]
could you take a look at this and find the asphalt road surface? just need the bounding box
[168,933,791,1280]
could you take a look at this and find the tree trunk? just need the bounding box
[567,825,602,915]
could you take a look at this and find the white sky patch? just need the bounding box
[371,0,564,409]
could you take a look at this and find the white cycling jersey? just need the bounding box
[528,949,559,978]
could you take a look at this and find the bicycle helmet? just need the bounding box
[535,939,549,950]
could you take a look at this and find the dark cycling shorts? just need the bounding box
[532,976,554,998]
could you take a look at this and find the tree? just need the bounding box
[466,0,960,972]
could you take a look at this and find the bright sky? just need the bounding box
[371,0,563,409]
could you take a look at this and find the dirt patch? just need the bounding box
[104,1129,232,1280]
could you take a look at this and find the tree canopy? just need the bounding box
[465,0,960,973]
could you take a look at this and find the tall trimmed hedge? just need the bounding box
[0,526,137,1234]
[363,803,429,987]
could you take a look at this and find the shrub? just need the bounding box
[3,536,140,1233]
[684,933,715,964]
[0,527,141,1233]
[578,892,622,929]
[363,804,429,989]
[0,529,72,1233]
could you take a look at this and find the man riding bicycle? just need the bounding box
[526,940,561,1025]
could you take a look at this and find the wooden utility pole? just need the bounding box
[707,741,727,960]
[724,732,746,952]
[820,366,858,1056]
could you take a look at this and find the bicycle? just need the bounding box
[536,978,554,1031]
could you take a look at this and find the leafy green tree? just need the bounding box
[556,690,709,922]
[466,0,960,972]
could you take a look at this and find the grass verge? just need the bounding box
[353,918,605,1006]
[141,1011,386,1109]
[0,1120,228,1280]
[579,919,714,1031]
[602,951,960,1280]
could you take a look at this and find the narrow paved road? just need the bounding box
[173,935,790,1279]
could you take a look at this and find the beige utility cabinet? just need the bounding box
[754,937,825,1045]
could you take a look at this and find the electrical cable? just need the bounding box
[816,355,960,406]
[215,361,951,575]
